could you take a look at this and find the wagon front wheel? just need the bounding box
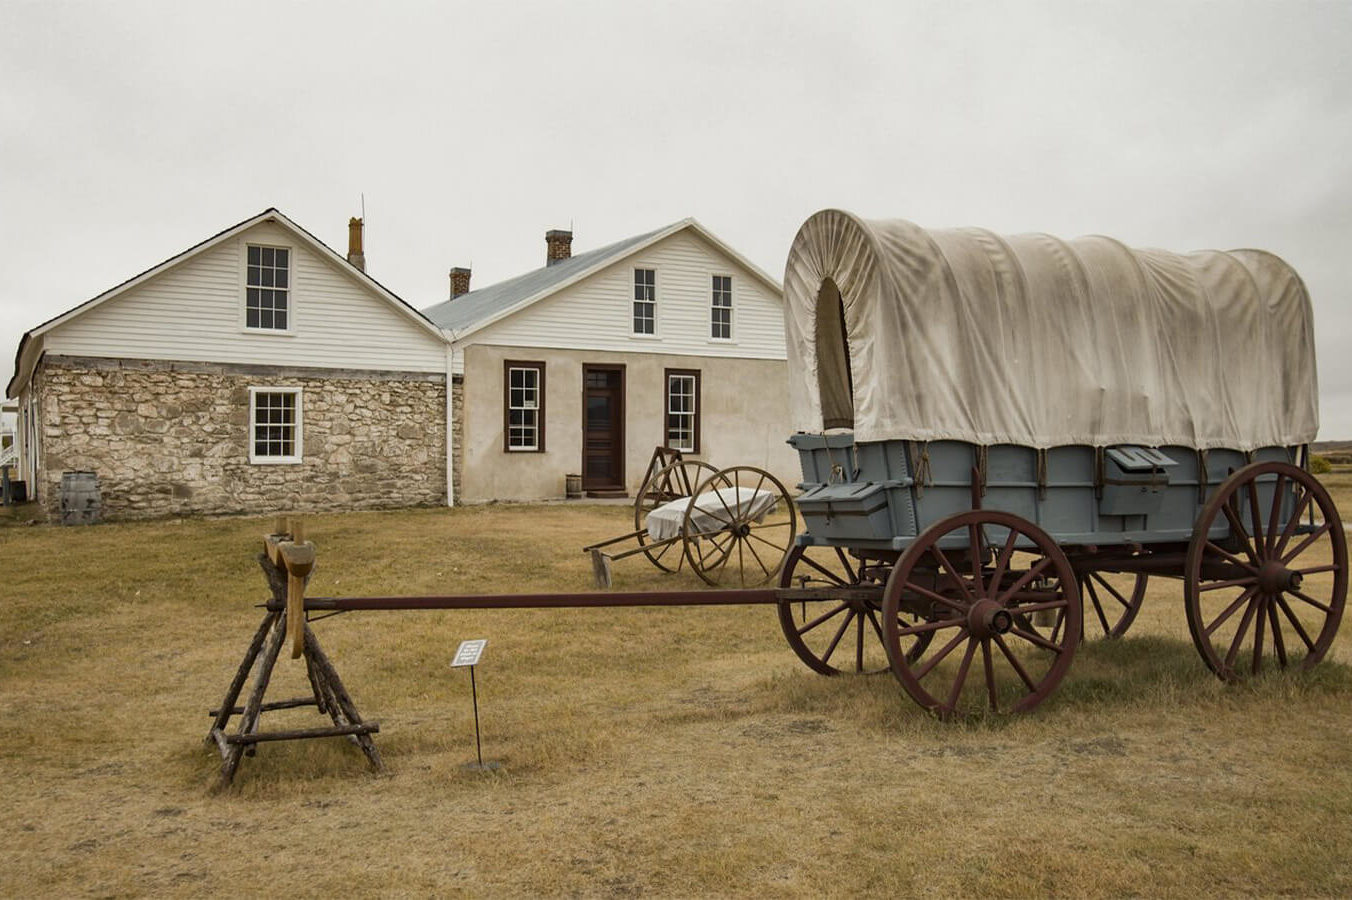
[1184,461,1346,681]
[682,466,798,587]
[882,510,1082,717]
[777,546,932,675]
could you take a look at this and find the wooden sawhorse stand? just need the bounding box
[205,521,382,790]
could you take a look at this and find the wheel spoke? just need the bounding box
[1264,474,1286,556]
[931,546,976,603]
[1085,578,1111,635]
[1268,600,1288,668]
[913,629,969,681]
[989,528,1019,592]
[855,609,866,672]
[865,607,887,646]
[1251,595,1267,674]
[943,637,979,712]
[1289,589,1332,614]
[743,536,771,577]
[820,610,856,665]
[1273,488,1313,557]
[1090,572,1135,609]
[747,530,792,554]
[1005,598,1068,616]
[1221,500,1260,565]
[895,616,964,637]
[1274,595,1316,651]
[1295,564,1339,576]
[1009,626,1063,654]
[1204,541,1260,575]
[995,557,1052,605]
[1282,522,1331,564]
[1223,597,1259,669]
[993,633,1038,692]
[1050,608,1064,644]
[798,602,850,636]
[1246,477,1266,556]
[835,548,858,584]
[982,639,998,712]
[902,579,970,615]
[1199,576,1258,593]
[794,551,851,587]
[968,522,985,597]
[1203,586,1258,638]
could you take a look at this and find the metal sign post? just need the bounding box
[451,640,498,771]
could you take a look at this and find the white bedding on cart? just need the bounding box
[645,487,779,542]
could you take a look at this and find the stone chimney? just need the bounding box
[449,266,472,299]
[347,217,366,271]
[545,229,572,266]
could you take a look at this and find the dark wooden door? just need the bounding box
[582,365,625,491]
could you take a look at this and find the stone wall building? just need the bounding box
[7,209,451,520]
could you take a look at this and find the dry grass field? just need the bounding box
[2,478,1352,897]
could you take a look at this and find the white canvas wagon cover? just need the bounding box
[783,209,1318,452]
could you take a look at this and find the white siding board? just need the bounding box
[47,222,446,373]
[460,230,784,361]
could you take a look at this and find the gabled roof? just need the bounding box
[7,208,447,397]
[422,218,782,339]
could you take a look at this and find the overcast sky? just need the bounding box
[3,1,1350,434]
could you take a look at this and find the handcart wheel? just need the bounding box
[1184,461,1346,681]
[1047,572,1147,642]
[634,459,720,572]
[882,510,1082,718]
[777,545,932,675]
[681,466,798,587]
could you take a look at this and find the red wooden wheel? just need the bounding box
[1050,572,1147,642]
[1184,461,1347,681]
[777,545,932,676]
[882,510,1082,717]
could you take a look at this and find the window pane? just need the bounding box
[275,248,288,266]
[247,245,260,265]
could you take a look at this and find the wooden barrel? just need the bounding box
[565,473,582,499]
[60,471,102,525]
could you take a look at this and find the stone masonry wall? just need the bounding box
[38,356,447,520]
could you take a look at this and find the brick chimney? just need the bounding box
[347,217,366,272]
[545,229,572,266]
[449,266,472,299]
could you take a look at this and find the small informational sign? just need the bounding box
[452,639,487,668]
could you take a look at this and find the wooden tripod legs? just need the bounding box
[205,555,381,790]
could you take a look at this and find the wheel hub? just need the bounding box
[967,599,1013,639]
[1257,561,1302,594]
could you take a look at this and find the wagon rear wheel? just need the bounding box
[1048,572,1147,641]
[777,546,932,675]
[1184,461,1346,681]
[681,466,798,587]
[634,459,719,572]
[882,510,1082,717]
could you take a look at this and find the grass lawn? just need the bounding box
[2,479,1351,897]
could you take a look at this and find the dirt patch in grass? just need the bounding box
[2,492,1352,897]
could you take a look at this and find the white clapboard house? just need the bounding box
[5,210,452,519]
[422,220,795,502]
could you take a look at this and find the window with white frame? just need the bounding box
[665,369,700,453]
[249,388,302,463]
[505,362,545,451]
[246,244,290,330]
[711,275,732,339]
[633,268,656,335]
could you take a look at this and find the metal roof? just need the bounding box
[421,222,680,334]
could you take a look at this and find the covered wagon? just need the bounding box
[777,209,1345,715]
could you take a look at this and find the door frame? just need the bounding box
[580,363,626,491]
